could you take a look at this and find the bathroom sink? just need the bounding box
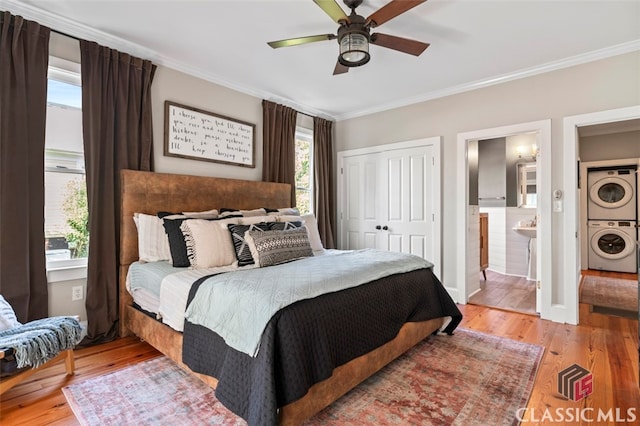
[513,226,537,238]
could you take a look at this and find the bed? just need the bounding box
[118,169,462,425]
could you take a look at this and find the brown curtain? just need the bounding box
[80,40,155,345]
[0,12,50,322]
[313,117,337,249]
[262,100,297,204]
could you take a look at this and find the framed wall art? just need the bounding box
[164,101,255,168]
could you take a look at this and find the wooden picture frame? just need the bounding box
[163,101,255,168]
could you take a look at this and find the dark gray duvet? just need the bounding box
[182,267,462,426]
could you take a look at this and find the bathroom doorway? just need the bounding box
[456,120,552,319]
[466,135,539,314]
[467,134,539,314]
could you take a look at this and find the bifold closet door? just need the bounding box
[341,145,435,261]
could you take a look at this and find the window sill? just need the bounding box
[47,259,87,283]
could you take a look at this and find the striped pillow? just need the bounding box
[180,219,237,268]
[133,213,172,263]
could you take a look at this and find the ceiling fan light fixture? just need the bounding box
[338,31,370,67]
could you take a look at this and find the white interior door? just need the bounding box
[339,139,440,276]
[342,153,382,250]
[381,146,434,261]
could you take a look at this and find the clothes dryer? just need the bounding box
[587,167,637,220]
[588,220,637,273]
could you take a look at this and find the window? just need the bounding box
[294,127,313,215]
[45,58,87,268]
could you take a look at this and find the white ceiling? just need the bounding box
[4,0,640,120]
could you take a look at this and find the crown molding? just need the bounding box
[334,39,640,121]
[1,0,335,120]
[3,0,638,123]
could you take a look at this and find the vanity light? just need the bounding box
[517,144,539,161]
[531,144,539,160]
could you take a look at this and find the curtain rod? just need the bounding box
[0,14,336,118]
[51,28,82,42]
[0,13,81,42]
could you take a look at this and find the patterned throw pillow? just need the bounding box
[227,222,272,266]
[245,227,313,267]
[268,221,302,231]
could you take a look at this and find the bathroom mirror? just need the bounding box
[517,163,537,208]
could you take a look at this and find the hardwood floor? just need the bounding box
[468,269,537,314]
[1,304,638,425]
[581,268,638,281]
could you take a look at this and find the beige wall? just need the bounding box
[151,67,264,181]
[335,52,640,292]
[579,130,640,162]
[49,33,640,310]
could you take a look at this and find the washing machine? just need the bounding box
[587,167,637,220]
[588,220,637,273]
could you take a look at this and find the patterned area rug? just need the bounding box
[62,329,543,426]
[580,275,638,315]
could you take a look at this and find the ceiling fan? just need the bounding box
[267,0,431,75]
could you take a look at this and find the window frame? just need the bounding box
[45,57,87,272]
[294,126,314,215]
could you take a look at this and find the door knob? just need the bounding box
[375,225,381,230]
[382,226,388,231]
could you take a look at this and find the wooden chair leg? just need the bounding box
[64,349,75,376]
[1,350,75,395]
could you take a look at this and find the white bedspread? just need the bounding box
[158,264,255,331]
[185,249,432,357]
[126,261,257,332]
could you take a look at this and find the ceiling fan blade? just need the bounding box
[333,60,349,75]
[313,0,349,23]
[267,34,336,49]
[370,33,430,56]
[366,0,427,27]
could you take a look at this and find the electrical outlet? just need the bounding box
[71,285,83,301]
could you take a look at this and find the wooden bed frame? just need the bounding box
[118,169,445,425]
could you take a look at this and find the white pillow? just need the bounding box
[238,215,275,225]
[219,208,267,218]
[180,219,237,268]
[279,214,324,252]
[267,207,300,216]
[0,295,21,331]
[133,213,172,262]
[180,209,218,219]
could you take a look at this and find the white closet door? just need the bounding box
[340,144,435,263]
[342,153,383,250]
[381,145,434,260]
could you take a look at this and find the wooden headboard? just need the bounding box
[118,169,291,336]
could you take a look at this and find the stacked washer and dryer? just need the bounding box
[587,166,638,273]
